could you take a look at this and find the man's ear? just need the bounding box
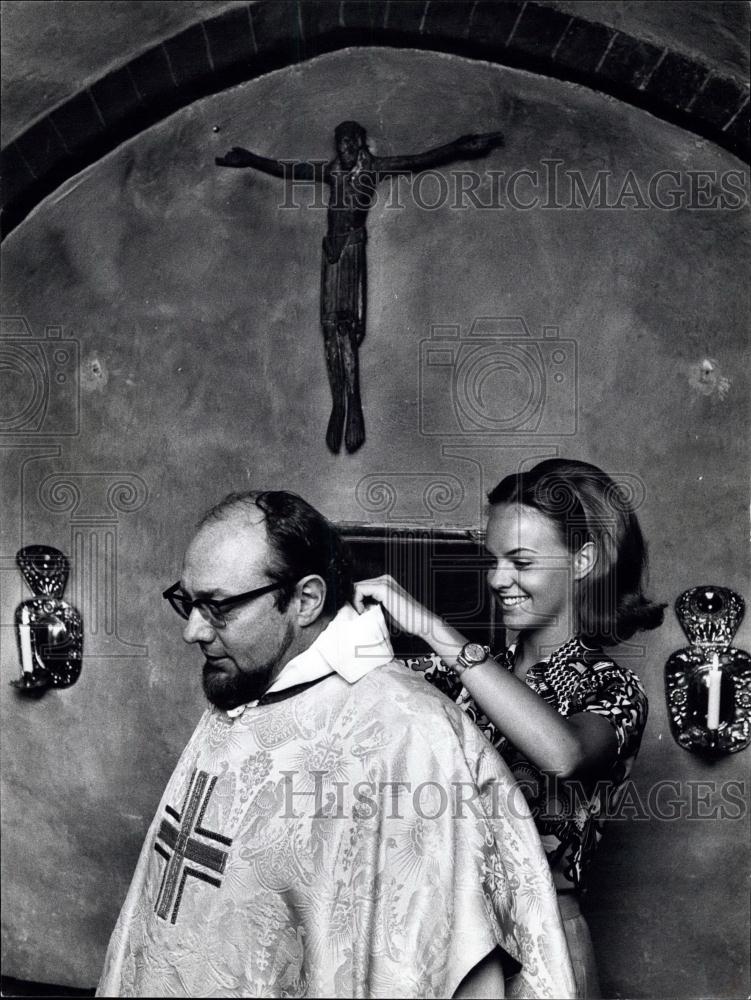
[294,575,327,627]
[574,541,597,581]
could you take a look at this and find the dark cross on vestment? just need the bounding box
[216,122,504,454]
[154,768,232,923]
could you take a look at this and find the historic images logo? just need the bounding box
[0,317,80,436]
[1,316,150,660]
[278,771,748,823]
[35,472,150,659]
[419,316,577,438]
[276,162,749,213]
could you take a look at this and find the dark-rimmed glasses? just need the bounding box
[162,581,285,628]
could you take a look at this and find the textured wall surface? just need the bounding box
[0,0,241,142]
[2,0,749,143]
[543,0,750,77]
[1,46,749,995]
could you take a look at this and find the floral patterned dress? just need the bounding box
[408,636,648,892]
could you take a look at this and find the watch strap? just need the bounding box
[453,643,491,677]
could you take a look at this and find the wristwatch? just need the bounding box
[453,642,491,678]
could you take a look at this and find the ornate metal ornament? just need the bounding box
[665,586,750,755]
[12,545,83,692]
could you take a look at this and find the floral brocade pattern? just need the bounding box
[98,661,575,999]
[415,637,648,891]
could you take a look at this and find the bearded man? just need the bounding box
[97,490,574,998]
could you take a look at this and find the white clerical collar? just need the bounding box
[225,604,393,718]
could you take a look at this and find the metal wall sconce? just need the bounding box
[12,546,83,694]
[665,586,750,756]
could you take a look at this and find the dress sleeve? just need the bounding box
[582,660,649,758]
[401,653,464,701]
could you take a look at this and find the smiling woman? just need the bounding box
[484,503,581,646]
[353,457,667,999]
[486,459,666,655]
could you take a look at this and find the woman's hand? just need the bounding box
[353,575,435,639]
[354,579,613,778]
[354,576,468,667]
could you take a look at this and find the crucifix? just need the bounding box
[153,769,232,923]
[216,122,504,454]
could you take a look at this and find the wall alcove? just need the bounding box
[1,12,749,998]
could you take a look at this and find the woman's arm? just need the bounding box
[354,575,617,780]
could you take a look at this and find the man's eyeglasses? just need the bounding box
[162,581,285,628]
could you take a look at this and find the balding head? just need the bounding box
[197,490,354,617]
[180,493,348,710]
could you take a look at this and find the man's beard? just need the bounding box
[202,627,295,711]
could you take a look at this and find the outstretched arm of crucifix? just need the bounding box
[215,147,327,182]
[374,131,504,176]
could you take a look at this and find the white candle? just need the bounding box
[19,606,33,675]
[706,652,722,730]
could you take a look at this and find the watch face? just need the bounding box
[463,642,487,664]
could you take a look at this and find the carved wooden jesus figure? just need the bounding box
[216,122,504,454]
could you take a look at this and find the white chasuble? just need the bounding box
[98,659,575,998]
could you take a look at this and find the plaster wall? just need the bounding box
[543,0,750,77]
[0,0,242,142]
[2,0,749,144]
[1,48,749,996]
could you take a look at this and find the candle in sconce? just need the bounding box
[19,606,34,675]
[706,652,722,730]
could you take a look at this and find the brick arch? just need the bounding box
[2,0,748,237]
